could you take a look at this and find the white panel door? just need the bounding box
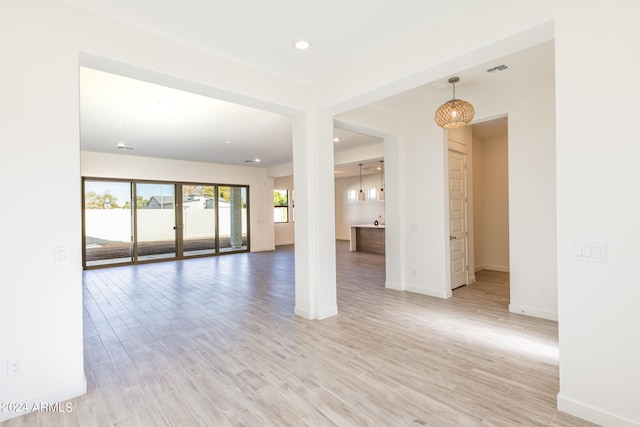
[449,150,468,289]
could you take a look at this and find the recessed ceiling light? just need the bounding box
[333,137,340,142]
[225,140,232,144]
[116,123,123,128]
[294,39,310,50]
[254,158,261,163]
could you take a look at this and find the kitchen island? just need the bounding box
[350,224,385,254]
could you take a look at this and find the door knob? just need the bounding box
[450,236,457,240]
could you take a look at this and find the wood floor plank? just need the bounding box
[1,242,598,426]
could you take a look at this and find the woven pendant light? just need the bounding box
[435,77,475,129]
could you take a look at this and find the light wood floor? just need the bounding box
[3,241,596,426]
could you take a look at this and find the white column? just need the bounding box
[292,112,338,320]
[382,136,404,291]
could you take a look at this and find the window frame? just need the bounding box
[273,189,289,223]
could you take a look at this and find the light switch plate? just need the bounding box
[571,241,606,262]
[55,247,67,264]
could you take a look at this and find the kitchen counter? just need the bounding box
[350,224,385,254]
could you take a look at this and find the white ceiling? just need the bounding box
[60,0,488,86]
[81,67,293,166]
[80,67,382,169]
[73,1,547,173]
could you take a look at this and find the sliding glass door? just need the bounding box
[218,186,248,253]
[182,185,217,256]
[83,180,133,267]
[135,182,177,261]
[83,178,249,268]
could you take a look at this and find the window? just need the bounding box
[347,189,357,201]
[182,185,216,256]
[136,182,177,261]
[368,188,377,199]
[274,189,289,223]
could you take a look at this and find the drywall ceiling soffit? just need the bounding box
[333,128,382,154]
[334,159,385,179]
[58,0,495,86]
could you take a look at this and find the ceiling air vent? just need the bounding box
[486,64,510,74]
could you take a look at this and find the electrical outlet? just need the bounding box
[538,287,545,296]
[7,359,22,378]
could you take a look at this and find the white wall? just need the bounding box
[334,174,385,240]
[473,135,509,272]
[401,115,452,298]
[81,151,274,251]
[555,2,640,425]
[0,4,87,421]
[0,1,302,418]
[472,137,485,269]
[499,44,557,321]
[274,175,295,246]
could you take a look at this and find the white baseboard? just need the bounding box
[294,306,313,319]
[0,377,87,422]
[294,305,338,320]
[406,285,451,299]
[558,393,640,427]
[509,304,558,321]
[274,241,294,246]
[385,281,403,291]
[479,264,510,272]
[317,306,338,320]
[251,245,276,252]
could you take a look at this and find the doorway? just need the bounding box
[470,119,510,276]
[448,118,510,292]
